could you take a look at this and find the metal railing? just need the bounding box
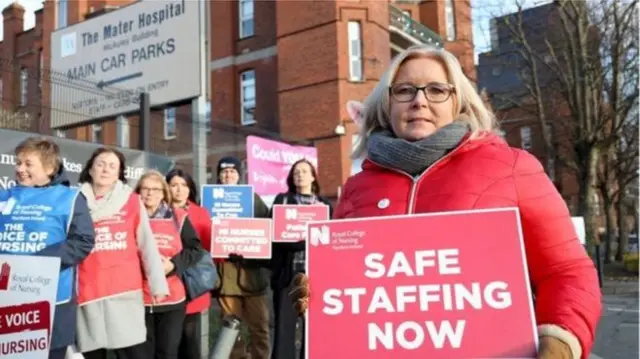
[388,5,443,47]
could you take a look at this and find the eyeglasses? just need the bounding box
[139,187,163,194]
[389,82,455,103]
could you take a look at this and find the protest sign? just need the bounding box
[272,204,329,243]
[211,218,272,259]
[306,208,537,359]
[201,185,254,218]
[0,255,60,359]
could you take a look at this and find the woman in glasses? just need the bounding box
[291,44,601,359]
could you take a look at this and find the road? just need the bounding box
[590,291,639,359]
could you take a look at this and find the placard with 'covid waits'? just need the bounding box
[0,255,60,359]
[272,204,329,242]
[201,185,254,219]
[211,218,272,259]
[306,208,537,359]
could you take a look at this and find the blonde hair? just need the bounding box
[14,137,61,173]
[135,170,172,204]
[353,44,498,159]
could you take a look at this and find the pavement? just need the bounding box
[589,280,639,359]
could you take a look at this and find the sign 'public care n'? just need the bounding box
[50,0,201,127]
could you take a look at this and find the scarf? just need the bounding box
[367,120,470,177]
[148,201,172,219]
[80,180,133,222]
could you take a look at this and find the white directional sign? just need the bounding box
[50,0,201,127]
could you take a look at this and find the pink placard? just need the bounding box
[306,208,537,359]
[211,218,272,259]
[246,136,318,196]
[272,204,330,243]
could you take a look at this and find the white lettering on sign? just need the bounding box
[0,310,40,328]
[93,227,128,252]
[0,223,49,253]
[320,249,514,351]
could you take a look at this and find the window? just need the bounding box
[520,126,532,150]
[57,0,68,29]
[547,156,555,181]
[39,50,44,90]
[164,107,177,139]
[20,68,28,106]
[490,19,499,50]
[347,21,363,81]
[0,77,3,101]
[240,70,256,126]
[444,0,456,41]
[351,135,364,175]
[205,101,211,133]
[116,115,129,148]
[91,124,103,143]
[239,0,254,38]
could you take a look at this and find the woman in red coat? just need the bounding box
[292,45,601,359]
[166,169,212,359]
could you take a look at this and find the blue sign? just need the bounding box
[201,185,254,218]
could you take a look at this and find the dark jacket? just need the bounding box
[216,193,271,296]
[36,167,95,349]
[269,192,333,291]
[147,205,205,313]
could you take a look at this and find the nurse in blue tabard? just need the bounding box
[0,137,95,359]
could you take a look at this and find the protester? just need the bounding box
[291,44,602,359]
[134,170,204,358]
[0,137,95,359]
[270,158,333,359]
[166,168,213,359]
[76,148,169,359]
[214,156,271,359]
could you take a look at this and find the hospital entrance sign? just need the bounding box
[50,0,201,127]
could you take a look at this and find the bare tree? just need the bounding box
[484,0,639,249]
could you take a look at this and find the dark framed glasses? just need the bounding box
[389,82,455,103]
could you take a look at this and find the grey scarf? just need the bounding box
[367,120,470,176]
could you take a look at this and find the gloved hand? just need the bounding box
[228,253,244,264]
[289,273,310,316]
[537,336,572,359]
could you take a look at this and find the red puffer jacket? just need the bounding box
[335,133,601,359]
[185,201,212,314]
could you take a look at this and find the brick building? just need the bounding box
[476,3,586,213]
[1,0,475,200]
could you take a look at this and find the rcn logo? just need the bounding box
[213,188,225,199]
[285,208,297,220]
[0,197,16,215]
[309,225,330,247]
[0,261,10,291]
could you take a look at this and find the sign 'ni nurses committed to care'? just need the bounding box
[305,208,538,359]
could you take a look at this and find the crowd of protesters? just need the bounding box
[0,135,324,359]
[0,44,600,359]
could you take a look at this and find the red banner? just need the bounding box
[272,205,329,243]
[306,208,537,359]
[211,218,272,259]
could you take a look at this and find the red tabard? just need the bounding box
[77,193,143,306]
[143,209,187,306]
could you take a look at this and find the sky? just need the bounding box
[0,0,553,62]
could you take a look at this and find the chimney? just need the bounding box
[2,2,25,37]
[34,8,44,35]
